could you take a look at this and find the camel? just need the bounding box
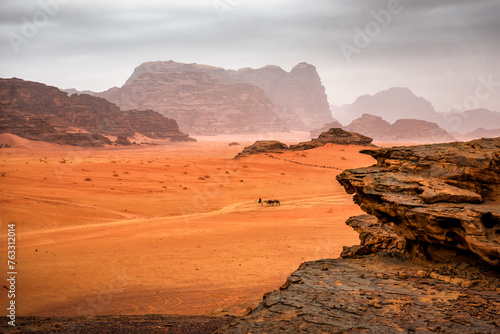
[262,199,280,206]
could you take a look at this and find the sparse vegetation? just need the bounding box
[341,156,346,160]
[84,178,91,181]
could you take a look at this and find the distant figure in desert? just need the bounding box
[263,199,280,206]
[258,198,262,205]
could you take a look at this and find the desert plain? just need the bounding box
[0,134,376,318]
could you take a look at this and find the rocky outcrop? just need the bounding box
[96,61,333,135]
[219,138,500,334]
[219,254,500,333]
[290,128,374,150]
[234,128,374,158]
[233,140,288,159]
[339,214,406,258]
[344,114,456,143]
[0,78,194,146]
[309,120,343,139]
[337,137,500,266]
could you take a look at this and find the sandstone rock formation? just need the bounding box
[344,114,456,143]
[219,254,500,333]
[337,137,500,266]
[237,62,333,130]
[0,78,194,146]
[219,138,500,333]
[290,128,374,150]
[234,128,373,159]
[309,120,343,139]
[96,60,333,135]
[339,214,406,258]
[233,140,289,159]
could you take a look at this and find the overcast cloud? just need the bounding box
[1,0,499,113]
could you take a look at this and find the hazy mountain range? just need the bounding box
[2,60,498,145]
[90,61,333,135]
[331,87,500,137]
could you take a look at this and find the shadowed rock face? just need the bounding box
[97,61,333,135]
[337,137,500,266]
[0,78,194,146]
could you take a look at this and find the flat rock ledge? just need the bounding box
[217,253,500,334]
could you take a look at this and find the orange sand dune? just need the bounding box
[0,140,375,317]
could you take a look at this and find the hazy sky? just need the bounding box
[1,0,499,113]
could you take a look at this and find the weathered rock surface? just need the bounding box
[290,128,374,150]
[340,214,406,258]
[337,137,500,266]
[234,140,289,159]
[220,137,500,333]
[219,254,500,333]
[0,78,194,146]
[96,61,333,135]
[344,114,456,143]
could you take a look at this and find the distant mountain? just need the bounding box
[440,108,500,133]
[96,60,333,135]
[237,62,333,130]
[0,78,194,146]
[464,128,500,140]
[64,88,96,96]
[344,114,455,143]
[336,87,441,125]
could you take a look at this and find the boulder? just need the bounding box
[290,128,374,150]
[0,78,195,146]
[233,140,288,159]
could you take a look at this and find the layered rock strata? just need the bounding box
[97,61,333,134]
[337,137,500,266]
[0,78,194,146]
[220,138,500,333]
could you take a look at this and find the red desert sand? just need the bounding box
[0,134,375,317]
